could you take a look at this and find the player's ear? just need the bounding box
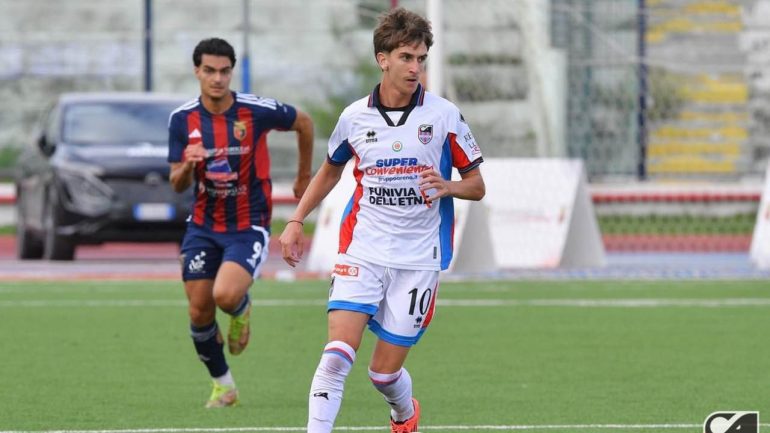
[376,52,388,72]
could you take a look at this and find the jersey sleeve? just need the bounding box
[449,110,483,173]
[326,113,353,166]
[259,98,298,131]
[167,112,187,163]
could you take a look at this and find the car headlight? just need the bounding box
[57,163,113,216]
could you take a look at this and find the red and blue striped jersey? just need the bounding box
[168,92,296,232]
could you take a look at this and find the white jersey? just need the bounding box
[327,84,483,271]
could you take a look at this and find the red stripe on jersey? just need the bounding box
[339,152,363,254]
[254,132,271,227]
[236,108,253,231]
[261,176,272,227]
[421,281,439,328]
[448,132,473,169]
[254,131,270,180]
[211,114,229,232]
[187,111,207,226]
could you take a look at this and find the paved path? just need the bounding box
[1,233,768,281]
[0,235,321,281]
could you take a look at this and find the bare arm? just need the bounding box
[279,160,346,267]
[419,166,485,203]
[169,144,207,193]
[169,161,195,193]
[290,109,314,198]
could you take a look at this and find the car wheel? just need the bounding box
[43,190,76,261]
[16,197,44,259]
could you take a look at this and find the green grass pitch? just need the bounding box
[0,279,769,432]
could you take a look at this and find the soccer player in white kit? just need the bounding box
[279,7,485,433]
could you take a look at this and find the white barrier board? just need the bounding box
[480,158,605,268]
[750,162,770,268]
[307,158,605,272]
[307,163,356,273]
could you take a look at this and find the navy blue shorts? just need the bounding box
[180,224,269,281]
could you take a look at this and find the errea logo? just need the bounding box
[365,130,378,143]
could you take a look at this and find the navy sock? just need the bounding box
[190,321,228,378]
[226,292,250,317]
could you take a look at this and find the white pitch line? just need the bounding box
[2,298,770,308]
[439,298,770,307]
[5,423,760,433]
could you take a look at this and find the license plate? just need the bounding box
[133,203,175,221]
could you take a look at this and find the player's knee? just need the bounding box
[212,288,238,310]
[188,303,215,325]
[311,341,356,395]
[317,341,356,375]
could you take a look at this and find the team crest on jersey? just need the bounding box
[418,124,433,144]
[233,121,247,141]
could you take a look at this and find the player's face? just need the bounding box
[195,54,233,100]
[380,42,428,97]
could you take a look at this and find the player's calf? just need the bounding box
[369,368,416,426]
[308,341,357,433]
[191,321,228,377]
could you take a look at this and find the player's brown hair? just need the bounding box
[193,37,236,68]
[373,7,433,56]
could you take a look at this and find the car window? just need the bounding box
[62,102,179,145]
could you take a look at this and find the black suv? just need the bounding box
[15,92,193,260]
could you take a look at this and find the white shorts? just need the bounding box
[327,254,440,347]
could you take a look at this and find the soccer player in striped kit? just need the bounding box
[168,37,314,408]
[279,9,485,433]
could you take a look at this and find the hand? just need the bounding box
[419,168,451,203]
[279,220,305,268]
[293,172,311,198]
[183,144,208,163]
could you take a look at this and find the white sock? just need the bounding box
[214,369,235,387]
[307,341,356,433]
[369,367,414,422]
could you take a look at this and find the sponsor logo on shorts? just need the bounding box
[333,264,360,278]
[414,316,424,329]
[188,251,207,274]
